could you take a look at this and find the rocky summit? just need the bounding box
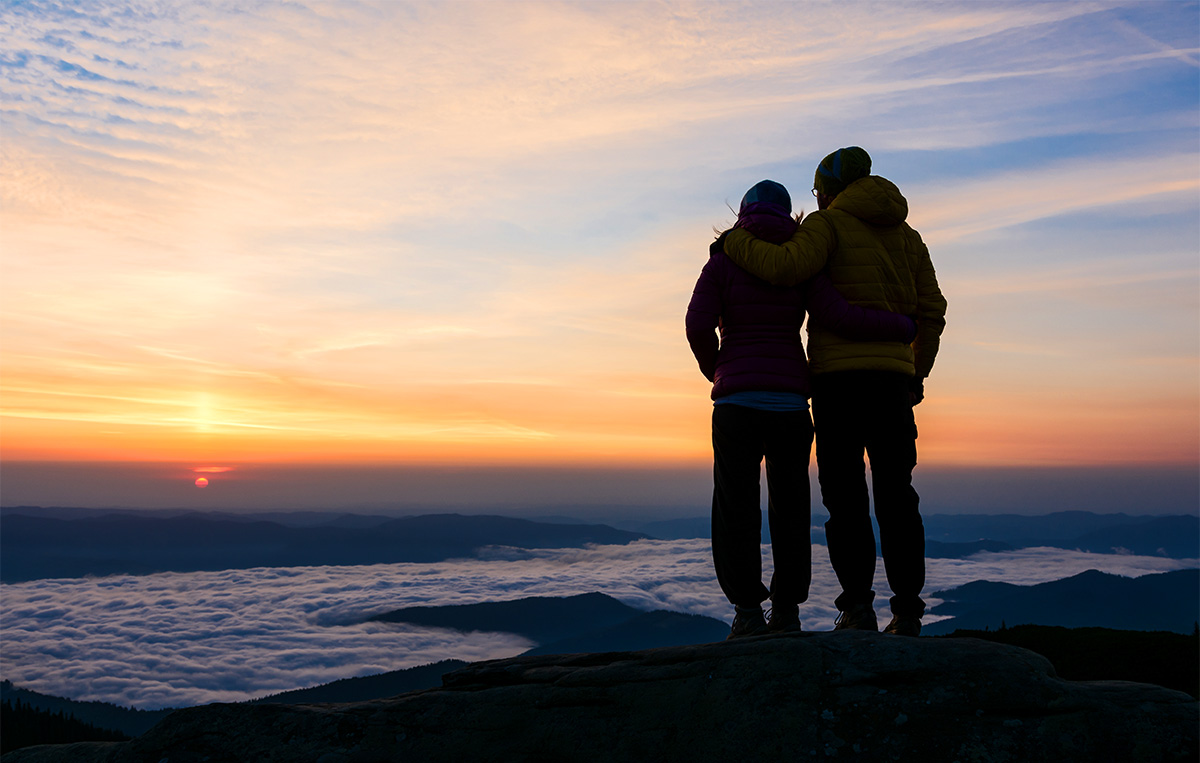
[5,631,1197,762]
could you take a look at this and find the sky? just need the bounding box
[2,1,1198,511]
[3,542,1193,708]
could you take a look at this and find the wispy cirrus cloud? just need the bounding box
[915,152,1200,244]
[1,1,1196,476]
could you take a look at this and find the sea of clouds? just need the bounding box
[2,540,1195,709]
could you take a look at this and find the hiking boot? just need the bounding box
[727,607,768,639]
[883,615,921,636]
[833,603,878,632]
[765,605,802,634]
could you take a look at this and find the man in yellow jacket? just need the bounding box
[722,147,947,636]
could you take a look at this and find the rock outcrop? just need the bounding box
[5,631,1196,762]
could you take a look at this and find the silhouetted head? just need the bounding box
[739,179,791,216]
[731,179,796,243]
[813,147,871,208]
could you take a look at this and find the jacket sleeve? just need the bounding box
[806,273,917,343]
[911,234,947,379]
[723,213,836,286]
[685,252,723,382]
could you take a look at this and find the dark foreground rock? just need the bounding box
[5,631,1196,762]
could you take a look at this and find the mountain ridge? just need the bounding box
[926,568,1199,634]
[368,591,732,657]
[367,591,639,643]
[0,513,646,582]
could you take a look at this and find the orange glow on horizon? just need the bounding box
[2,382,1196,469]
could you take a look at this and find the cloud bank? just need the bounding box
[2,540,1194,708]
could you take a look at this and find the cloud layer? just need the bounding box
[2,541,1194,709]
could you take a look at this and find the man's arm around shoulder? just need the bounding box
[723,213,835,286]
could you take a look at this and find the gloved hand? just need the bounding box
[710,229,730,257]
[910,377,925,406]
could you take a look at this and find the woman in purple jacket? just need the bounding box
[686,180,916,638]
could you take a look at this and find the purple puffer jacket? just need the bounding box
[687,211,916,400]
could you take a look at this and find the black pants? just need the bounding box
[711,404,814,609]
[811,371,925,618]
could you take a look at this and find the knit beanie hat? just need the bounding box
[813,147,871,199]
[739,179,791,215]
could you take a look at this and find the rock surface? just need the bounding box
[5,631,1196,762]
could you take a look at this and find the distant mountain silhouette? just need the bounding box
[925,539,1014,558]
[368,592,639,643]
[923,510,1181,544]
[6,508,1193,581]
[0,513,646,582]
[369,592,730,656]
[630,517,712,540]
[1066,515,1199,557]
[523,609,729,655]
[924,568,1200,635]
[864,512,1197,558]
[920,513,1196,558]
[626,511,1197,559]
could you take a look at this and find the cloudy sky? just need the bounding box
[4,542,1193,708]
[2,1,1197,508]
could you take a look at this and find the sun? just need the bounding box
[191,465,233,489]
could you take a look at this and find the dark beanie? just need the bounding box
[813,147,871,199]
[739,179,791,215]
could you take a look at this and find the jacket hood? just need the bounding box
[735,202,797,244]
[830,175,908,226]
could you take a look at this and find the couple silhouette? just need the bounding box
[686,147,947,639]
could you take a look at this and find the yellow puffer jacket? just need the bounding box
[723,175,946,377]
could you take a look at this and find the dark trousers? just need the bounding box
[811,371,926,618]
[711,404,814,609]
